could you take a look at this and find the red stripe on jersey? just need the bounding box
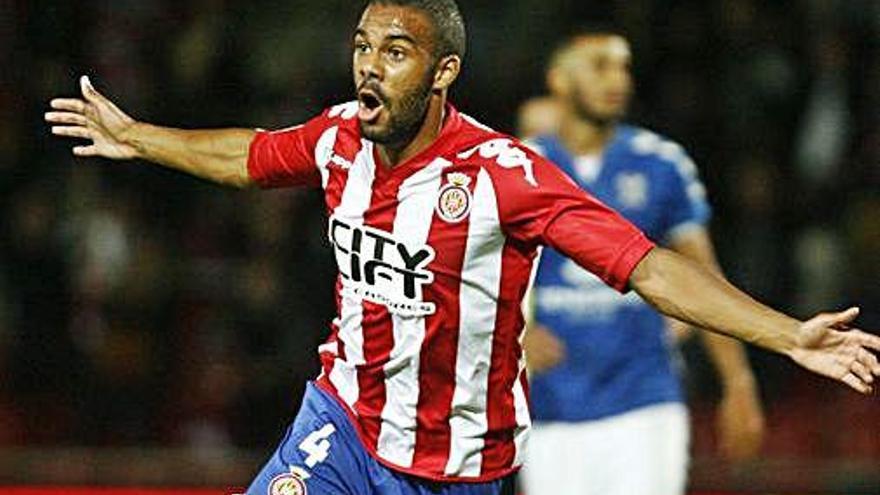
[481,241,535,474]
[324,166,348,213]
[410,174,475,471]
[352,177,401,450]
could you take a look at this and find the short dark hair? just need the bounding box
[366,0,467,59]
[549,23,629,70]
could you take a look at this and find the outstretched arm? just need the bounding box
[630,247,880,394]
[46,76,256,188]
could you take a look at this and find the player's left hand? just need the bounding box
[523,324,566,374]
[717,377,764,461]
[789,307,880,394]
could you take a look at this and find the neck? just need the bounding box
[377,94,446,168]
[558,107,617,156]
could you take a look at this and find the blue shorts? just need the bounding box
[246,382,516,495]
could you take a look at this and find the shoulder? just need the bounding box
[324,101,360,121]
[313,101,362,135]
[521,134,558,158]
[280,100,362,138]
[260,101,362,143]
[617,125,699,181]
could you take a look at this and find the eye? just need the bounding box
[388,47,406,61]
[354,42,371,54]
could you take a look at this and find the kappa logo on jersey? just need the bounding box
[315,127,356,171]
[436,172,473,223]
[459,138,538,186]
[268,472,307,495]
[329,216,437,316]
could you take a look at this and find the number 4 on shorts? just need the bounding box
[298,423,337,468]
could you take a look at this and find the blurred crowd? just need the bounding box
[0,0,878,467]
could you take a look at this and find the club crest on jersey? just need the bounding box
[268,472,307,495]
[436,172,473,223]
[616,173,648,209]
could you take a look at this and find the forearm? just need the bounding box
[667,229,758,386]
[631,247,800,355]
[126,123,256,188]
[702,332,758,387]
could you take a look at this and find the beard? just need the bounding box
[570,85,626,127]
[359,73,434,147]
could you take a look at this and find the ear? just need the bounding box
[546,66,570,98]
[432,55,461,91]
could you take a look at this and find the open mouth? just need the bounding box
[358,89,385,123]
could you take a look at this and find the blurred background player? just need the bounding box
[516,96,561,141]
[520,29,765,495]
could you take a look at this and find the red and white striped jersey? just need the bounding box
[247,102,655,482]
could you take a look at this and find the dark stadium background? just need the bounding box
[0,0,878,493]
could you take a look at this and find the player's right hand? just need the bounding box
[45,75,140,159]
[523,324,566,374]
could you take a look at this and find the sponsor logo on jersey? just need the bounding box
[329,216,436,316]
[268,472,307,495]
[436,172,473,223]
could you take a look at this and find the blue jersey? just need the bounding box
[527,126,711,422]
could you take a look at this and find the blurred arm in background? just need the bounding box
[45,76,256,188]
[668,227,765,461]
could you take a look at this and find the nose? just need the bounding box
[358,51,383,82]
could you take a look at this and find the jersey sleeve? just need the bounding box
[247,112,331,189]
[488,140,655,292]
[659,151,712,242]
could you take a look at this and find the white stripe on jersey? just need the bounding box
[377,158,450,467]
[514,249,539,466]
[314,125,338,189]
[445,168,504,477]
[329,140,377,409]
[512,370,531,467]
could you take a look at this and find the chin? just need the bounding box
[606,104,629,119]
[359,121,389,142]
[361,129,395,145]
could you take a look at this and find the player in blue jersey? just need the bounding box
[519,30,766,495]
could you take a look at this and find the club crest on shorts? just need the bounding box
[268,472,307,495]
[436,172,473,223]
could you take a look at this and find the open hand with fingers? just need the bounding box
[45,75,140,159]
[789,307,880,394]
